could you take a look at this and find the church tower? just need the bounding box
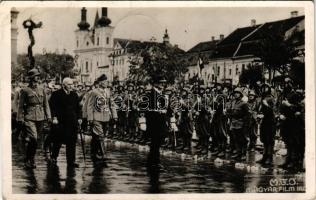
[93,7,114,81]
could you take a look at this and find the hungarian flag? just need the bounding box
[198,56,204,71]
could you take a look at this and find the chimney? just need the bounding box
[291,11,298,18]
[220,34,224,40]
[251,19,256,27]
[102,7,108,17]
[211,36,215,41]
[174,44,179,48]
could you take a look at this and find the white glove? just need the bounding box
[279,114,286,120]
[52,117,58,124]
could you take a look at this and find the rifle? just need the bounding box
[78,122,86,164]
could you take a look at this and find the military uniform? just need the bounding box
[247,91,260,151]
[257,93,276,166]
[87,76,117,166]
[146,77,168,167]
[228,88,250,161]
[17,69,51,168]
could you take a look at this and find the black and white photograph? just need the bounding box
[0,1,315,199]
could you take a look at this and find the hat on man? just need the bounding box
[96,74,107,83]
[28,68,40,78]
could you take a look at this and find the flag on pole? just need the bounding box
[198,54,204,79]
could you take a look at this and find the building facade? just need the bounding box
[185,11,305,86]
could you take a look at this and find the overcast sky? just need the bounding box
[15,7,304,55]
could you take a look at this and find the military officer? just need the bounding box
[87,74,117,167]
[146,75,168,168]
[17,68,51,169]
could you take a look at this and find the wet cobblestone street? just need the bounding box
[12,138,305,194]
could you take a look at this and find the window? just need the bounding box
[217,66,220,76]
[86,61,89,72]
[242,64,245,71]
[97,37,99,46]
[236,67,239,75]
[86,41,89,46]
[229,69,232,75]
[212,74,215,81]
[97,61,99,66]
[106,37,109,44]
[76,40,79,47]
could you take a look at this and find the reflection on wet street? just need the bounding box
[12,139,305,193]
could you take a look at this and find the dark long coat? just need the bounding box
[49,88,81,144]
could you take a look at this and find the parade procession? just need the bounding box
[8,6,308,194]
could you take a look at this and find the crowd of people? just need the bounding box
[11,68,305,172]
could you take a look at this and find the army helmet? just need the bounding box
[233,87,243,95]
[28,68,40,78]
[248,90,257,97]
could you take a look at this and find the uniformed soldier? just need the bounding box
[256,84,276,166]
[227,87,250,161]
[247,90,260,152]
[17,68,51,169]
[87,74,118,167]
[279,86,303,170]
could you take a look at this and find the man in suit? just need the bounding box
[87,74,117,167]
[49,77,82,168]
[145,75,168,168]
[17,68,51,169]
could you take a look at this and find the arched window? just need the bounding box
[86,41,89,46]
[97,37,100,46]
[85,61,89,72]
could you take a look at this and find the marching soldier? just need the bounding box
[17,68,51,169]
[87,74,118,167]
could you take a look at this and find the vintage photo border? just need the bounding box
[0,1,315,200]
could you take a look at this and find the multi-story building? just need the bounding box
[74,8,183,84]
[186,11,305,85]
[109,29,182,82]
[184,35,222,84]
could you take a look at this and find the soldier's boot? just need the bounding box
[24,140,37,169]
[217,145,226,157]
